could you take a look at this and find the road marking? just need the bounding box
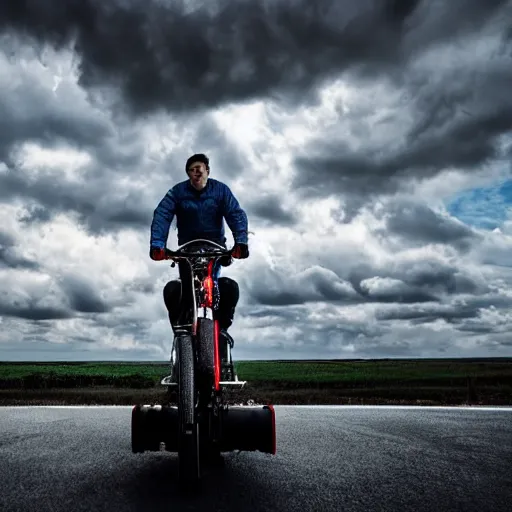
[1,405,511,411]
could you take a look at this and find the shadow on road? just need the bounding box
[83,452,280,512]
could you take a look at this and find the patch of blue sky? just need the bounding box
[446,179,512,230]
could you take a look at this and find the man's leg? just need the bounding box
[216,276,240,330]
[163,280,181,381]
[215,277,240,362]
[163,280,181,329]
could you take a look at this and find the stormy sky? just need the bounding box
[0,0,511,361]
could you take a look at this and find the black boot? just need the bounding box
[220,328,234,350]
[218,327,235,362]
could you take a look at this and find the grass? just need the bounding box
[1,358,511,406]
[234,359,512,385]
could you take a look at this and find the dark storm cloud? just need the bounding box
[0,0,406,115]
[455,323,495,334]
[246,265,358,306]
[0,301,72,320]
[58,274,111,314]
[376,303,480,323]
[460,293,512,312]
[240,303,381,353]
[245,306,302,323]
[385,202,477,244]
[0,164,152,234]
[0,231,14,248]
[17,204,53,226]
[0,32,147,178]
[291,3,512,204]
[0,37,153,233]
[250,289,306,306]
[0,41,113,165]
[349,257,490,300]
[0,84,254,234]
[1,0,507,116]
[0,272,110,322]
[294,79,512,199]
[246,195,298,226]
[247,251,495,307]
[373,200,481,251]
[247,263,441,307]
[358,279,438,303]
[0,230,39,269]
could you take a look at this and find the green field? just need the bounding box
[1,359,511,387]
[1,358,511,406]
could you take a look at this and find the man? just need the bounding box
[149,153,249,357]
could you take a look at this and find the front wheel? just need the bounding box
[176,334,201,490]
[196,317,216,391]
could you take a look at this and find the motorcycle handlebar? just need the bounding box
[163,247,234,259]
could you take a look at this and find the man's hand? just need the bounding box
[150,247,166,260]
[232,243,249,259]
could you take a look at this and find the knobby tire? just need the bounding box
[177,334,201,490]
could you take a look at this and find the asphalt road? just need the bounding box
[1,405,511,512]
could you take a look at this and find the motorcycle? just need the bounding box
[131,239,276,491]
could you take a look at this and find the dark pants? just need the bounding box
[163,276,240,331]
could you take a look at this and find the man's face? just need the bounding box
[187,161,209,190]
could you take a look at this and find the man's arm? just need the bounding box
[223,184,248,245]
[150,188,176,249]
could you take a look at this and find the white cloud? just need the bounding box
[15,143,92,180]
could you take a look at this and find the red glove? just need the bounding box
[150,247,166,261]
[232,243,249,259]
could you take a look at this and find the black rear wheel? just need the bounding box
[176,334,201,490]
